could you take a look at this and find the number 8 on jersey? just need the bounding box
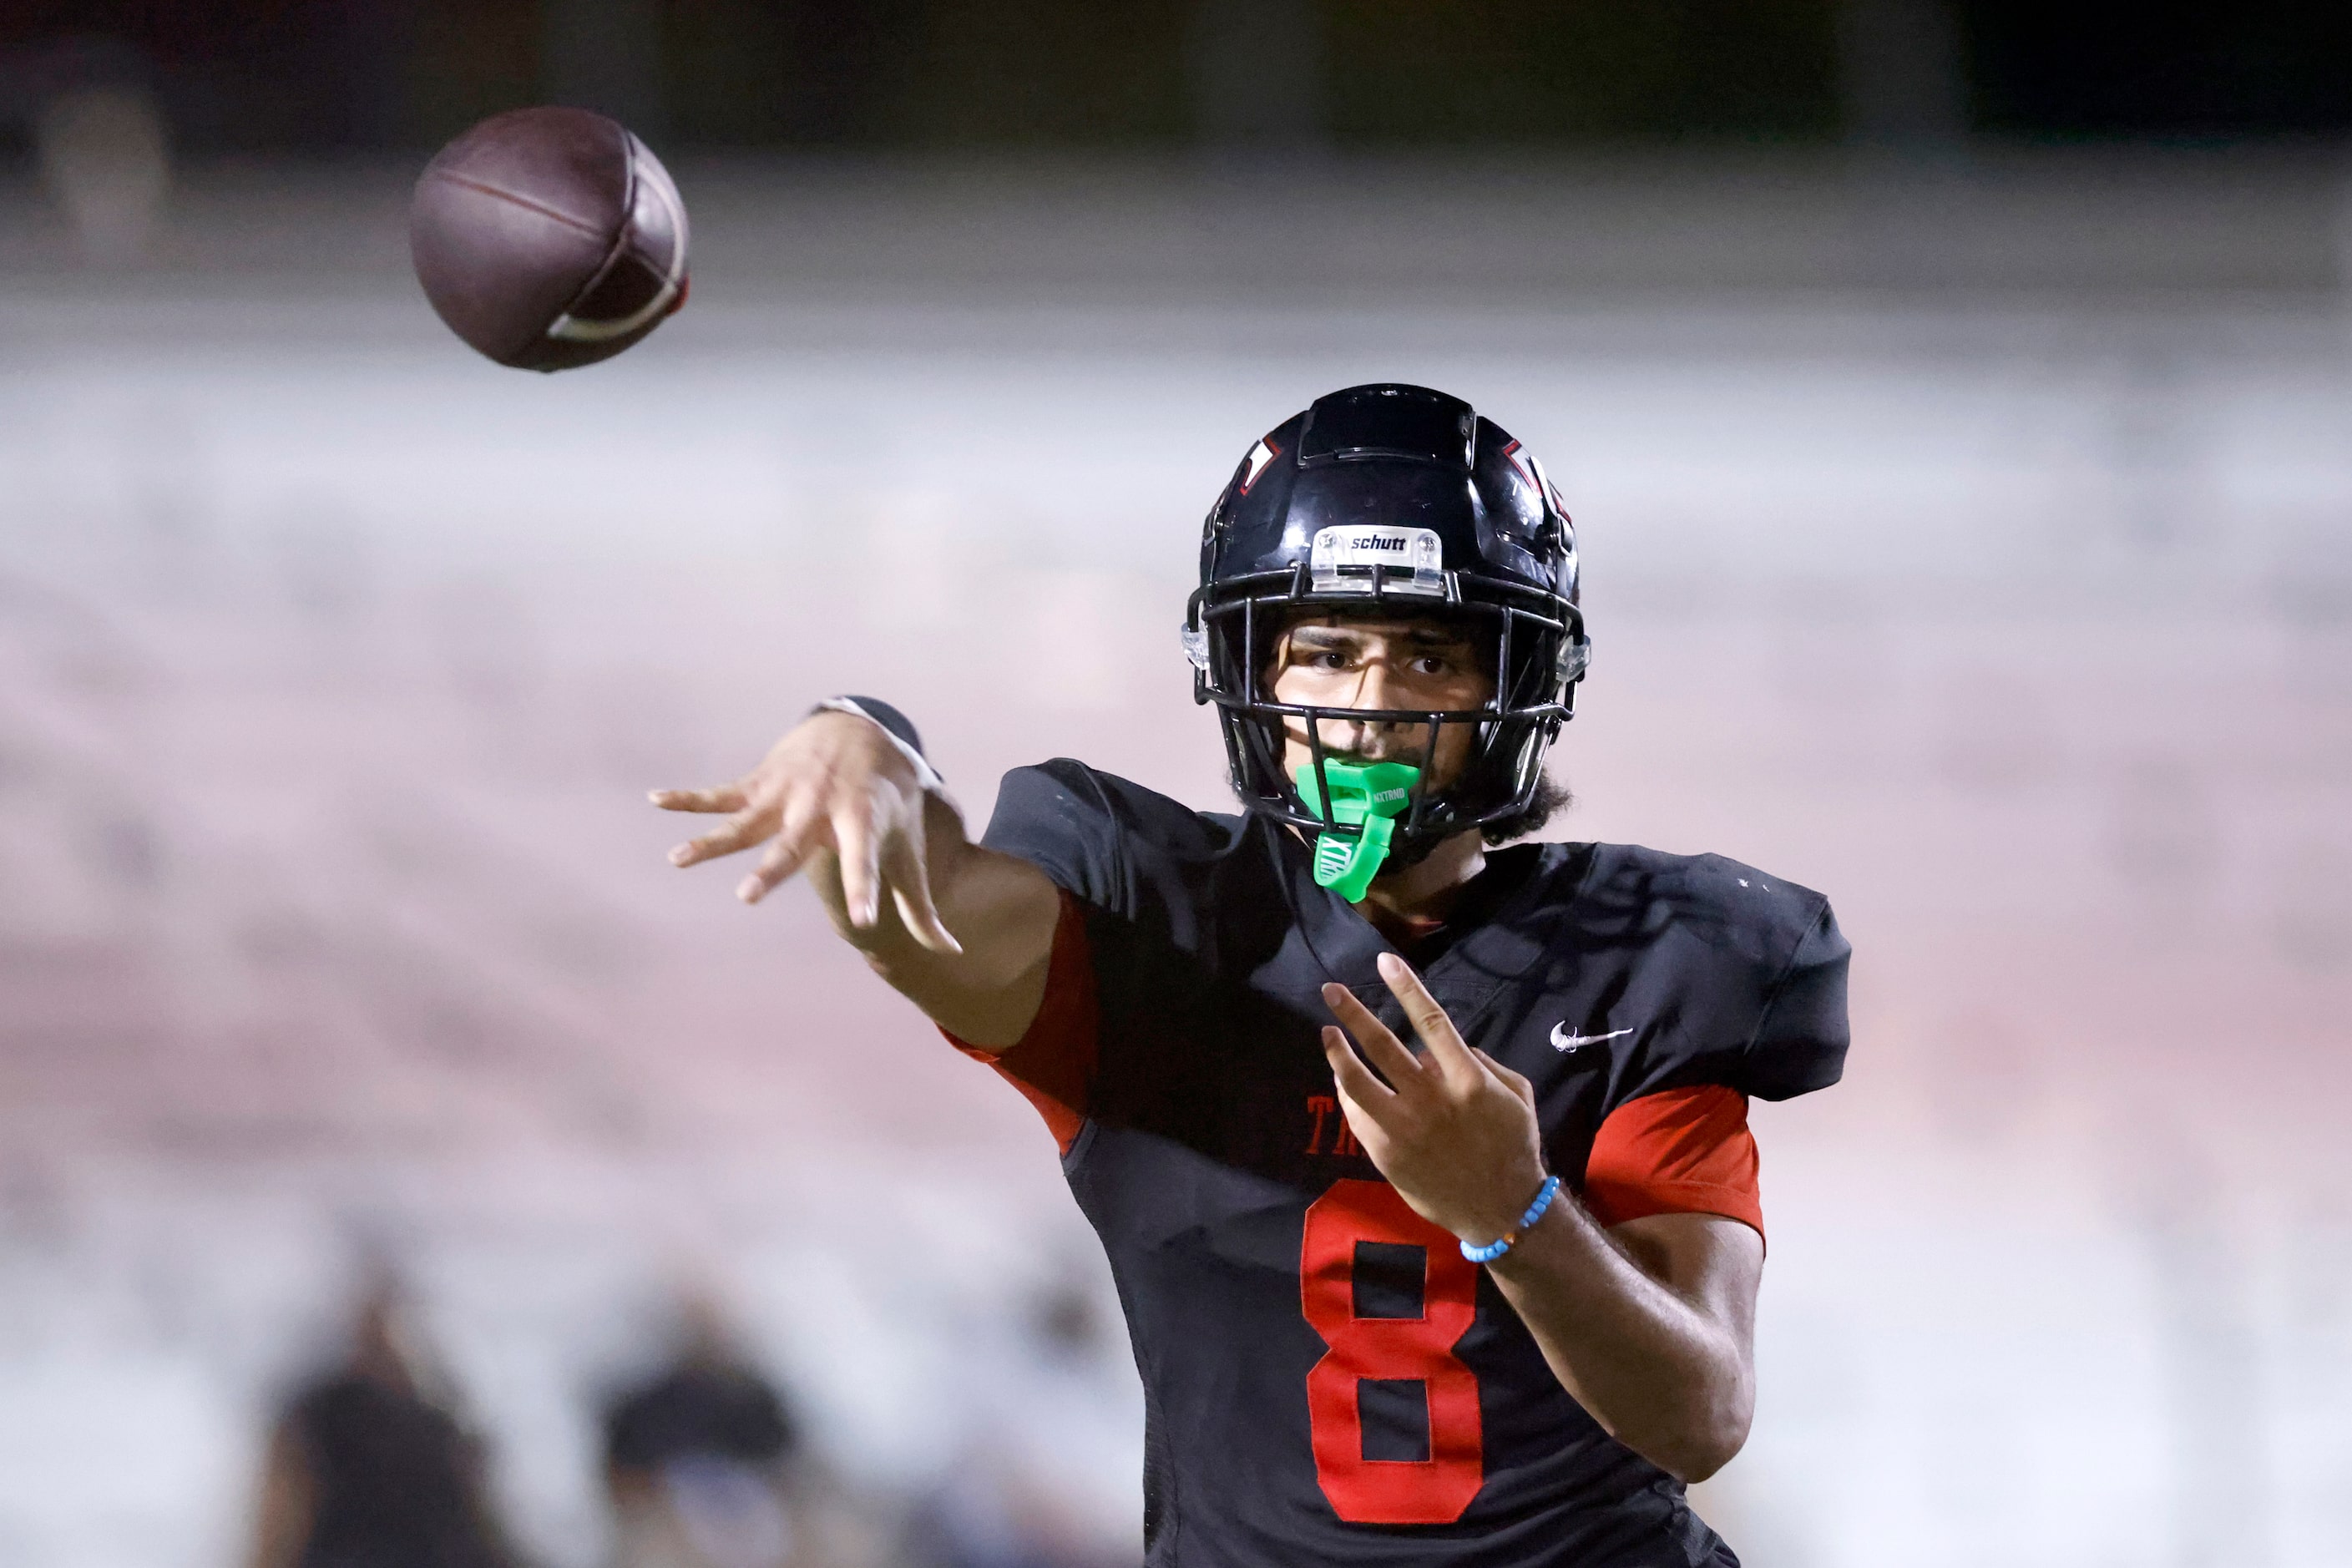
[1300,1178,1485,1524]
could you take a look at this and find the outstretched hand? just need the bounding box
[1321,952,1548,1245]
[652,711,962,953]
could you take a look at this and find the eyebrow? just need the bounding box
[1285,623,1476,650]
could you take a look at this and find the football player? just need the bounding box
[655,384,1849,1566]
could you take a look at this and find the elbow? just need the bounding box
[1663,1428,1745,1485]
[1632,1390,1753,1485]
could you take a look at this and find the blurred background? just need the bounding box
[3,2,2349,1565]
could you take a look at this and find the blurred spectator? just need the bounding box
[600,1292,815,1568]
[901,1275,1140,1568]
[247,1268,523,1568]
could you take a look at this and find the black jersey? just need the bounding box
[972,760,1849,1568]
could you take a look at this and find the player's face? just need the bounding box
[1267,614,1494,790]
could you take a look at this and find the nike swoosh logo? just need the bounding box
[1550,1024,1634,1052]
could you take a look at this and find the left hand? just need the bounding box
[1321,952,1550,1245]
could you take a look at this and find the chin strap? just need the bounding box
[1294,760,1421,902]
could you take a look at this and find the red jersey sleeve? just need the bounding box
[939,890,1097,1155]
[1581,1084,1763,1240]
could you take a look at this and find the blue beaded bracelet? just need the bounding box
[1460,1176,1563,1264]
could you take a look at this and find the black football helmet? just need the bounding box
[1184,382,1589,858]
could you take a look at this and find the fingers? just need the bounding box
[665,720,952,942]
[736,834,801,905]
[677,764,952,953]
[880,816,962,954]
[832,798,883,928]
[668,800,777,867]
[1376,951,1479,1085]
[1326,1046,1397,1159]
[1321,1025,1396,1110]
[650,782,749,814]
[1321,982,1423,1089]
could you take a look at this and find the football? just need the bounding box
[409,107,689,372]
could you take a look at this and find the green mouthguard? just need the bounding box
[1294,760,1421,902]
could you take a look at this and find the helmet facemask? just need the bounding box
[1186,564,1586,869]
[1186,383,1590,883]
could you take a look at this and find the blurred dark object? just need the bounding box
[249,1271,524,1568]
[601,1295,811,1568]
[606,1366,797,1478]
[4,0,2349,155]
[1186,0,1328,154]
[1970,0,2352,136]
[0,1,422,154]
[1838,0,1968,147]
[541,0,665,144]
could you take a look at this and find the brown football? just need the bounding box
[409,107,689,372]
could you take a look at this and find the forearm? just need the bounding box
[1485,1201,1756,1481]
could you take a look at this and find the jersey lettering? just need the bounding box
[1299,1179,1484,1524]
[1303,1095,1361,1156]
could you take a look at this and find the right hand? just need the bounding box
[650,711,963,953]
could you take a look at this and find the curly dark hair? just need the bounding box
[1480,770,1573,846]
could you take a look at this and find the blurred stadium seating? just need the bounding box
[1,145,2349,1565]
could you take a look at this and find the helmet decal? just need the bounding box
[1238,438,1280,495]
[1500,438,1540,494]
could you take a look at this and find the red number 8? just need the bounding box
[1300,1178,1485,1525]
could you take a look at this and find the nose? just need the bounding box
[1354,657,1404,713]
[1313,658,1413,757]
